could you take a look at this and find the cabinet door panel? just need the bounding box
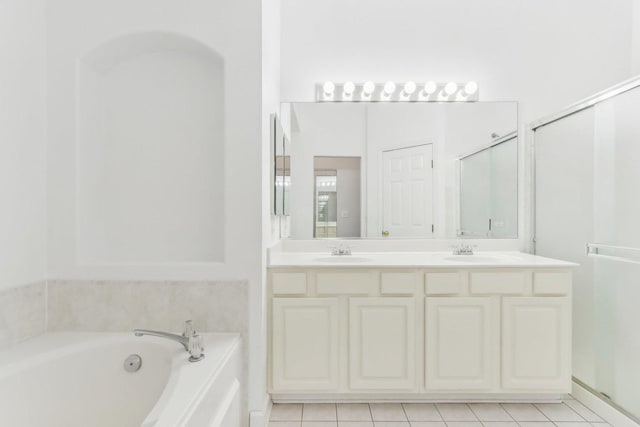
[502,297,571,391]
[349,297,416,390]
[272,298,339,391]
[426,297,499,390]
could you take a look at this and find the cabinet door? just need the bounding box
[425,297,499,390]
[349,297,416,390]
[272,298,339,391]
[502,297,571,391]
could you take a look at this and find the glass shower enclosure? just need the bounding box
[533,79,640,421]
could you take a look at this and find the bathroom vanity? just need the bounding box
[268,251,575,400]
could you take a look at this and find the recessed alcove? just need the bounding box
[76,32,224,264]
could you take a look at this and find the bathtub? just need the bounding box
[0,332,242,427]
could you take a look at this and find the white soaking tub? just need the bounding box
[0,332,242,427]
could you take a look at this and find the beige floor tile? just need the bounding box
[272,404,304,421]
[444,422,483,427]
[468,404,513,421]
[337,403,372,421]
[402,403,442,421]
[481,422,519,427]
[517,423,555,427]
[553,423,593,427]
[563,400,604,423]
[301,422,337,427]
[435,403,477,422]
[408,422,446,427]
[372,422,410,427]
[303,404,338,421]
[534,404,584,422]
[500,404,547,422]
[338,422,374,427]
[370,403,408,421]
[269,422,301,427]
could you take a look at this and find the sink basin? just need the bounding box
[314,256,373,263]
[443,256,514,263]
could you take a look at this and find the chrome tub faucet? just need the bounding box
[134,320,205,362]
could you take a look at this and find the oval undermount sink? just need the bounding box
[314,256,373,263]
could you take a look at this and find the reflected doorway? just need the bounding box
[313,157,361,238]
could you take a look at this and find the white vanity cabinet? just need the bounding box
[271,298,339,390]
[349,297,417,390]
[425,296,499,391]
[269,266,572,398]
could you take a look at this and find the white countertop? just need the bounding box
[268,251,577,268]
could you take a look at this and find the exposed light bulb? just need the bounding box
[383,81,396,95]
[423,81,437,95]
[323,81,335,95]
[403,81,417,95]
[343,81,355,95]
[362,81,375,95]
[464,81,478,95]
[445,82,458,95]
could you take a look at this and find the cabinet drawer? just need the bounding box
[272,272,307,295]
[470,272,526,295]
[381,272,418,295]
[425,273,461,295]
[317,272,377,295]
[533,271,571,295]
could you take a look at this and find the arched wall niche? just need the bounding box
[76,31,225,264]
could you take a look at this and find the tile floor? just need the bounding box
[269,398,610,427]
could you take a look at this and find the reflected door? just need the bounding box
[382,144,433,238]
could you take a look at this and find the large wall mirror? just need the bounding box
[279,102,518,239]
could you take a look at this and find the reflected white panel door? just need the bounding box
[272,298,339,391]
[425,297,499,390]
[382,144,433,237]
[349,297,416,390]
[502,297,571,391]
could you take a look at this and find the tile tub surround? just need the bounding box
[47,280,248,332]
[0,281,47,350]
[268,401,610,427]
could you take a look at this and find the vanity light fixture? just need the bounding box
[362,81,375,98]
[343,81,356,98]
[464,81,478,95]
[444,82,458,96]
[316,81,479,102]
[401,81,417,99]
[322,81,336,100]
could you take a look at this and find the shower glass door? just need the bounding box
[535,83,640,420]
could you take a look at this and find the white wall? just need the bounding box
[0,0,47,290]
[633,0,640,75]
[45,0,266,422]
[76,35,225,264]
[260,0,281,422]
[280,0,633,125]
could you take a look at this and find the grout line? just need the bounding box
[561,400,588,422]
[367,403,374,423]
[401,401,410,423]
[434,402,445,423]
[463,403,480,422]
[532,403,553,423]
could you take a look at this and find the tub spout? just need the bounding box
[134,320,205,362]
[133,329,190,351]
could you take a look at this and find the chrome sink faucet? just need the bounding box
[134,320,205,362]
[452,244,475,255]
[330,243,352,256]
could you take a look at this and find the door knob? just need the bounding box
[382,230,390,237]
